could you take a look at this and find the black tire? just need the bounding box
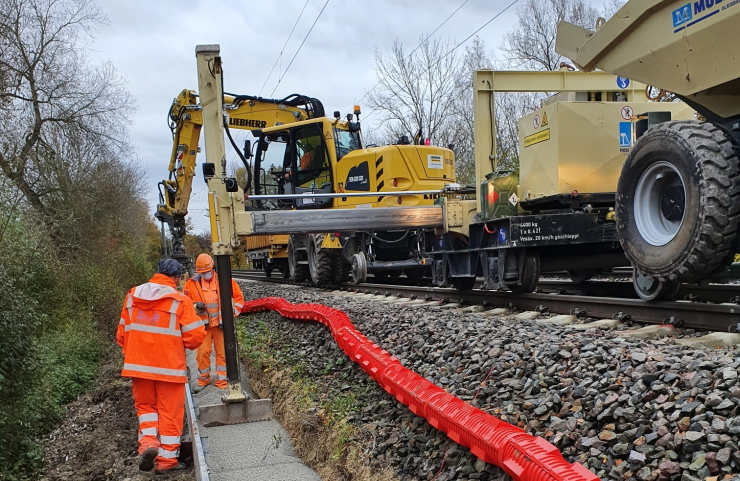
[330,251,347,284]
[451,277,476,291]
[568,269,597,284]
[264,266,272,278]
[633,268,680,301]
[288,235,309,282]
[307,234,332,285]
[506,252,540,294]
[616,121,740,283]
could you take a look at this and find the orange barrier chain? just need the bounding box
[242,297,599,481]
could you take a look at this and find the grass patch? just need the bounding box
[237,313,397,481]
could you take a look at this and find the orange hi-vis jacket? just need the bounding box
[116,273,206,383]
[183,274,244,328]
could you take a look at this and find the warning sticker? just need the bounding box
[621,106,633,120]
[509,192,518,206]
[541,112,548,126]
[427,154,443,169]
[524,129,550,148]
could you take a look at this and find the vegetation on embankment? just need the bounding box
[0,1,161,479]
[237,313,398,481]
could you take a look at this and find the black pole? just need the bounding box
[216,254,240,384]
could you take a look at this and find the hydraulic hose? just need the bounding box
[241,297,599,481]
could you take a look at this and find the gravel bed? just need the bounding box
[238,280,740,481]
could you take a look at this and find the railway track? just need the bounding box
[233,270,740,332]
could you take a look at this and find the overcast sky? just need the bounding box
[92,0,603,233]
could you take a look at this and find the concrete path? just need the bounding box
[186,348,320,481]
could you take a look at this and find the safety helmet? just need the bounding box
[195,253,215,273]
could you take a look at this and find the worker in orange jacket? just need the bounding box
[117,259,206,474]
[183,254,244,392]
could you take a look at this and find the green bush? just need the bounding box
[0,206,154,480]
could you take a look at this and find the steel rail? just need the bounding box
[233,270,740,332]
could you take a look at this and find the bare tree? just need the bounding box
[367,37,463,150]
[501,0,599,71]
[0,0,134,221]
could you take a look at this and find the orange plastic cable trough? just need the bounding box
[241,297,599,481]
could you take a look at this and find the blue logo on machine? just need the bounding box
[616,77,630,89]
[619,122,632,148]
[499,227,507,243]
[672,3,693,26]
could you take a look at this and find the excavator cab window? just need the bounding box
[252,134,291,209]
[289,123,333,209]
[334,127,362,161]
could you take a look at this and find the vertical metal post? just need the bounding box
[216,254,245,402]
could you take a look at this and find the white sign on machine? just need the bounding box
[427,154,443,169]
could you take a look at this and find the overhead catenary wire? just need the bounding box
[269,0,331,97]
[348,0,472,115]
[258,0,311,97]
[360,0,520,124]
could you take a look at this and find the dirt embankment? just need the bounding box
[40,351,192,481]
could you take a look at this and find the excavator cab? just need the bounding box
[253,118,363,210]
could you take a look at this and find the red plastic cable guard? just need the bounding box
[241,297,599,481]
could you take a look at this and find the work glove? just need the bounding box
[219,319,223,329]
[194,302,205,315]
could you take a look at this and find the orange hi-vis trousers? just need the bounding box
[132,378,185,470]
[196,327,227,388]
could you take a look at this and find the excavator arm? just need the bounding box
[154,85,324,274]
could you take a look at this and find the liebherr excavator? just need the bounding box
[157,45,460,284]
[155,88,323,274]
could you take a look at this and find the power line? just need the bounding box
[348,0,471,115]
[362,0,520,123]
[269,0,330,97]
[258,0,311,97]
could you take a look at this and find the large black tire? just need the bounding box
[307,234,332,285]
[616,121,740,283]
[288,235,309,282]
[330,250,347,284]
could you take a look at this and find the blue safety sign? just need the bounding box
[616,76,630,89]
[619,122,632,147]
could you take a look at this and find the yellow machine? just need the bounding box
[155,87,324,274]
[554,0,740,298]
[159,44,458,285]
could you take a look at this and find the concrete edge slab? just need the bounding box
[185,382,210,481]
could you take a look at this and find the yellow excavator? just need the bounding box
[157,44,459,284]
[154,88,324,275]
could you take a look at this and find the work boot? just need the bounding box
[155,462,188,475]
[192,384,207,394]
[138,447,158,471]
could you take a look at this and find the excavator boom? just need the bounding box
[155,86,324,273]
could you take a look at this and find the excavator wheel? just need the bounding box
[288,235,309,282]
[330,250,347,284]
[616,121,740,284]
[307,234,332,285]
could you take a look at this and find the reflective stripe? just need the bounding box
[208,312,220,318]
[234,302,243,309]
[158,447,180,459]
[159,435,181,444]
[139,413,159,423]
[124,363,188,377]
[198,368,210,375]
[119,317,126,325]
[125,324,181,337]
[125,294,133,321]
[168,299,180,314]
[216,365,227,372]
[217,374,228,381]
[181,320,204,333]
[205,303,219,308]
[138,427,158,440]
